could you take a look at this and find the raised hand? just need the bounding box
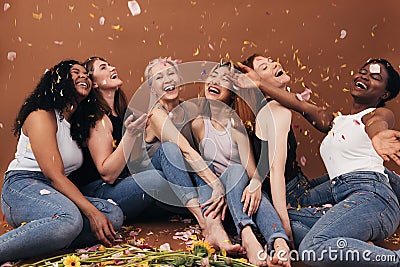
[228,62,262,89]
[372,129,400,166]
[124,113,149,136]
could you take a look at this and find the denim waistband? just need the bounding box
[331,171,388,184]
[4,170,46,183]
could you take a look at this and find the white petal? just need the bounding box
[99,16,105,25]
[339,29,347,39]
[128,0,141,17]
[40,189,51,195]
[107,198,117,205]
[370,63,380,74]
[7,51,16,61]
[3,3,10,12]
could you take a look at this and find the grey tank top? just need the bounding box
[199,117,241,177]
[141,102,196,168]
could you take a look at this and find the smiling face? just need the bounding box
[352,62,390,106]
[149,62,181,101]
[252,56,290,89]
[90,59,123,91]
[204,65,234,105]
[70,64,92,102]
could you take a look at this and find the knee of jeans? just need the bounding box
[225,164,247,186]
[108,205,124,231]
[94,199,124,231]
[160,142,181,158]
[52,210,84,245]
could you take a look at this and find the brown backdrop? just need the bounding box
[1,0,400,186]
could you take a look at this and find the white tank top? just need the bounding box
[7,110,83,176]
[199,117,241,177]
[320,108,385,179]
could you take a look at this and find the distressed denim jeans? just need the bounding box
[0,170,123,262]
[292,171,400,266]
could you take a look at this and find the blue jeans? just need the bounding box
[288,168,400,249]
[288,168,400,208]
[292,171,400,266]
[0,170,123,262]
[144,142,199,207]
[78,171,158,222]
[286,172,333,208]
[194,163,288,250]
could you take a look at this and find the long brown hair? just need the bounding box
[84,56,128,120]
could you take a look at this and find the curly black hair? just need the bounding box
[13,59,80,136]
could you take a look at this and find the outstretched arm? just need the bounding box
[366,108,400,166]
[230,63,334,133]
[25,110,116,246]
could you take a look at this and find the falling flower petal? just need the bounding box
[32,12,42,20]
[193,47,200,56]
[295,87,312,102]
[128,0,141,17]
[339,29,347,39]
[3,3,10,12]
[300,156,307,166]
[99,16,105,25]
[7,51,16,61]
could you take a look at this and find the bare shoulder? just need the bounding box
[93,114,113,132]
[191,116,204,130]
[267,100,292,118]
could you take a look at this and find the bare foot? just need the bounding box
[203,215,242,254]
[241,226,267,266]
[186,198,206,230]
[268,238,291,267]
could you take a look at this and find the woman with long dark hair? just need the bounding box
[0,60,123,262]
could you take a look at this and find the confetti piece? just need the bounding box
[7,51,16,61]
[112,24,123,31]
[107,198,117,205]
[53,40,63,45]
[300,155,307,166]
[208,43,214,51]
[295,87,312,102]
[99,16,105,25]
[32,12,42,20]
[128,0,141,17]
[193,47,200,56]
[3,2,10,12]
[68,5,74,12]
[370,64,380,74]
[0,123,3,129]
[40,189,51,195]
[159,243,171,251]
[353,119,360,126]
[339,29,347,39]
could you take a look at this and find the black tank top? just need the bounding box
[251,98,302,194]
[69,114,130,187]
